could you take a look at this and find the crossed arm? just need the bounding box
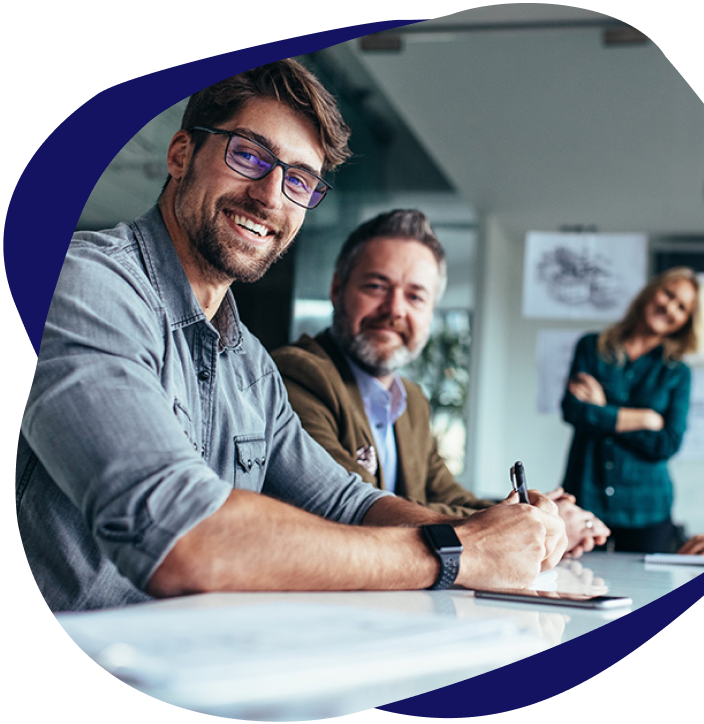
[568,372,664,433]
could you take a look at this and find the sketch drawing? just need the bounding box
[536,245,620,310]
[522,232,647,321]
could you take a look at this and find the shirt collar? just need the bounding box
[344,351,407,424]
[132,206,243,350]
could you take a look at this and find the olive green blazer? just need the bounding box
[272,330,493,517]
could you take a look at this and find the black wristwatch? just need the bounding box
[421,524,463,590]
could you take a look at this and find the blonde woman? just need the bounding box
[561,267,700,552]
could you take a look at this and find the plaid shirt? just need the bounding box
[561,333,691,528]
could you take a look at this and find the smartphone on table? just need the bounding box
[473,588,632,610]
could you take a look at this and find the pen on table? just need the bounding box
[510,461,531,504]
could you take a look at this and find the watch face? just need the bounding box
[424,524,463,551]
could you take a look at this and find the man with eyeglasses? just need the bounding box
[17,59,566,613]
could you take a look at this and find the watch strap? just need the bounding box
[421,524,462,590]
[429,553,460,590]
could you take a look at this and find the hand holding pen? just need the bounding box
[505,461,569,564]
[510,461,531,504]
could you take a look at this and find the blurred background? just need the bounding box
[76,4,704,537]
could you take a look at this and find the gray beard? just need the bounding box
[332,301,426,377]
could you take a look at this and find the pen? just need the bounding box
[510,461,531,504]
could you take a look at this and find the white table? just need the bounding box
[58,551,703,720]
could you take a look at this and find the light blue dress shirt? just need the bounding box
[346,357,407,492]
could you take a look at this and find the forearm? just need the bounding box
[147,490,439,596]
[361,495,454,526]
[148,490,570,596]
[406,499,484,518]
[367,493,567,586]
[614,373,690,458]
[561,394,619,435]
[615,407,663,433]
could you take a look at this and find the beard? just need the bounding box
[175,166,293,284]
[332,293,429,377]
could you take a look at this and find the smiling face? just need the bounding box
[166,98,324,285]
[331,236,440,381]
[642,277,697,338]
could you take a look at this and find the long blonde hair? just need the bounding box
[598,267,701,364]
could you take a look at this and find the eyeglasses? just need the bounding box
[190,126,332,209]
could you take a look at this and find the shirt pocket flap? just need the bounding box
[235,436,267,472]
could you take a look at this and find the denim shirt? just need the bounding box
[561,333,691,528]
[16,206,389,612]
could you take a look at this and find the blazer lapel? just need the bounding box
[393,390,415,498]
[317,331,386,489]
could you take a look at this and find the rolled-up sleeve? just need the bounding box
[614,364,691,462]
[561,335,619,435]
[262,370,392,525]
[20,208,404,614]
[22,243,231,591]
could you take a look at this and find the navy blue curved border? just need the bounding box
[381,569,704,717]
[3,20,420,355]
[4,16,704,720]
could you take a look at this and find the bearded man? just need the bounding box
[273,209,609,556]
[18,65,568,612]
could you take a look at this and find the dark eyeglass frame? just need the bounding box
[189,125,332,209]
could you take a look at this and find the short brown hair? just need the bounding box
[181,58,351,173]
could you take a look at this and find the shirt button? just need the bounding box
[198,369,211,381]
[605,461,614,470]
[605,486,615,497]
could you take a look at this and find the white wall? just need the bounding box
[340,17,704,535]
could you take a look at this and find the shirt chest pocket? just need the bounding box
[234,435,267,491]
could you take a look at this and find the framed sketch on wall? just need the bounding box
[522,231,648,320]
